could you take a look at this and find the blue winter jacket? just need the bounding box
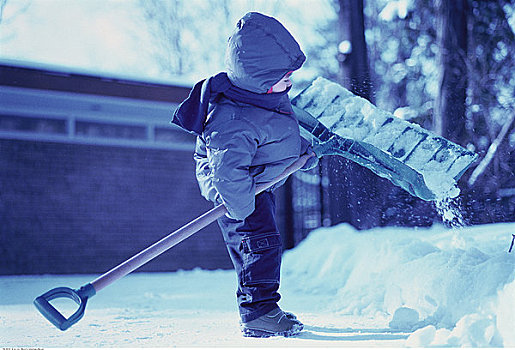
[194,12,309,220]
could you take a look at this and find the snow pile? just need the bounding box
[282,222,515,347]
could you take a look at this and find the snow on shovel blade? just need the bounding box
[292,77,478,200]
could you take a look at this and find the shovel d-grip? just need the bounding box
[34,283,96,331]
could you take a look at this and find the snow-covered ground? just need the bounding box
[283,222,515,347]
[1,222,514,347]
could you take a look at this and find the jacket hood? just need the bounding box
[225,12,306,93]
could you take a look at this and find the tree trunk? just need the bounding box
[434,0,468,145]
[328,0,378,229]
[336,0,372,101]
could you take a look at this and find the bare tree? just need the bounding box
[0,0,31,25]
[138,0,308,79]
[0,0,7,24]
[139,0,189,76]
[0,0,32,42]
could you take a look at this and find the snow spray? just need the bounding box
[432,195,469,250]
[434,196,466,228]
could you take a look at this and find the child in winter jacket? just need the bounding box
[172,12,316,337]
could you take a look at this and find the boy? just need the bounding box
[172,12,315,337]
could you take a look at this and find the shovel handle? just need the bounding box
[90,153,313,292]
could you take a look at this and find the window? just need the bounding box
[0,115,66,134]
[75,121,146,140]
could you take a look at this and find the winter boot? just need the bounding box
[241,308,304,338]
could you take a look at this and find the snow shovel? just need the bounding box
[292,77,478,200]
[34,152,315,331]
[294,105,436,200]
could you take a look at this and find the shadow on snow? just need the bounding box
[297,324,410,342]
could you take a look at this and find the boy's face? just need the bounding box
[270,72,292,93]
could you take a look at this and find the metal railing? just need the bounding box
[286,159,330,246]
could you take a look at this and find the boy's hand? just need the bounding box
[300,145,319,171]
[311,138,326,158]
[215,192,243,221]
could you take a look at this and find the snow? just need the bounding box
[1,222,514,347]
[282,222,515,347]
[379,0,413,21]
[293,78,477,200]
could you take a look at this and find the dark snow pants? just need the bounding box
[217,191,282,323]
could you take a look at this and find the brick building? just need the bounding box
[0,62,236,275]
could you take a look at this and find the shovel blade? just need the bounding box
[312,135,436,200]
[292,78,478,200]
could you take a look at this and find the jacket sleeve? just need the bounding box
[204,120,259,220]
[194,137,222,204]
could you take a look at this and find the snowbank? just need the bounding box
[2,223,513,347]
[282,222,515,347]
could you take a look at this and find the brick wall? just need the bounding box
[0,139,233,274]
